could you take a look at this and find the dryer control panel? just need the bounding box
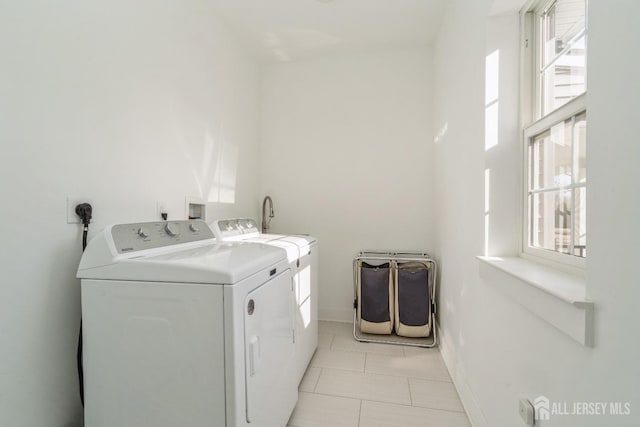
[111,220,215,254]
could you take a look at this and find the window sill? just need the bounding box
[477,256,594,347]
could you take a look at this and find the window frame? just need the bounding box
[520,0,588,271]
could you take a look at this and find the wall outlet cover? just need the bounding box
[67,196,95,224]
[519,398,535,426]
[157,201,167,218]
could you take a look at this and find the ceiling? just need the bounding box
[210,0,446,63]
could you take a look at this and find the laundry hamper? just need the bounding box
[353,251,437,348]
[394,261,431,338]
[356,261,394,334]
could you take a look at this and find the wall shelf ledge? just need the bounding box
[477,256,594,346]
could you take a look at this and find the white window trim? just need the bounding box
[520,1,587,273]
[486,0,594,348]
[522,95,587,272]
[478,255,592,346]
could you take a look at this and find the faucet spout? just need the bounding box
[261,196,274,233]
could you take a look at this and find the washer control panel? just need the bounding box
[211,218,260,240]
[111,220,215,254]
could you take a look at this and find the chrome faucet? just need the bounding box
[261,195,274,233]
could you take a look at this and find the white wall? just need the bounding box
[434,1,640,426]
[259,50,434,321]
[3,1,638,426]
[0,2,261,426]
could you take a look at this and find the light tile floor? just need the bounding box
[288,321,470,427]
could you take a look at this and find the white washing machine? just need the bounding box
[76,220,297,427]
[210,218,318,384]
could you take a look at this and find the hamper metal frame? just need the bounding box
[353,250,438,348]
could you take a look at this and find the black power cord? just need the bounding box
[75,203,92,407]
[76,203,92,251]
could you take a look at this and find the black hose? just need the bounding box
[77,322,84,406]
[78,226,88,406]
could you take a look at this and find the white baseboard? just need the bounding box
[439,328,490,427]
[319,308,353,323]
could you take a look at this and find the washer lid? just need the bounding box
[247,234,288,243]
[279,235,317,252]
[77,221,287,284]
[249,237,300,263]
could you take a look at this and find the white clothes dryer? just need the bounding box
[77,220,297,427]
[210,218,318,384]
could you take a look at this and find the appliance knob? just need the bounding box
[137,227,149,238]
[189,223,200,232]
[165,223,179,237]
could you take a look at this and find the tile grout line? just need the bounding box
[359,398,471,415]
[310,347,367,373]
[337,351,406,357]
[407,376,413,406]
[358,399,363,427]
[306,390,410,407]
[310,366,372,375]
[353,369,454,383]
[312,368,322,392]
[410,403,467,414]
[308,390,464,413]
[310,365,453,385]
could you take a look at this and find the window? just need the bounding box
[522,0,587,265]
[538,0,587,116]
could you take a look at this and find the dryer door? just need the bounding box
[244,270,297,425]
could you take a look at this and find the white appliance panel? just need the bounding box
[292,242,319,382]
[211,218,320,388]
[81,280,225,427]
[244,271,296,425]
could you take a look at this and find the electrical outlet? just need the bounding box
[519,398,535,426]
[67,196,94,224]
[157,201,167,219]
